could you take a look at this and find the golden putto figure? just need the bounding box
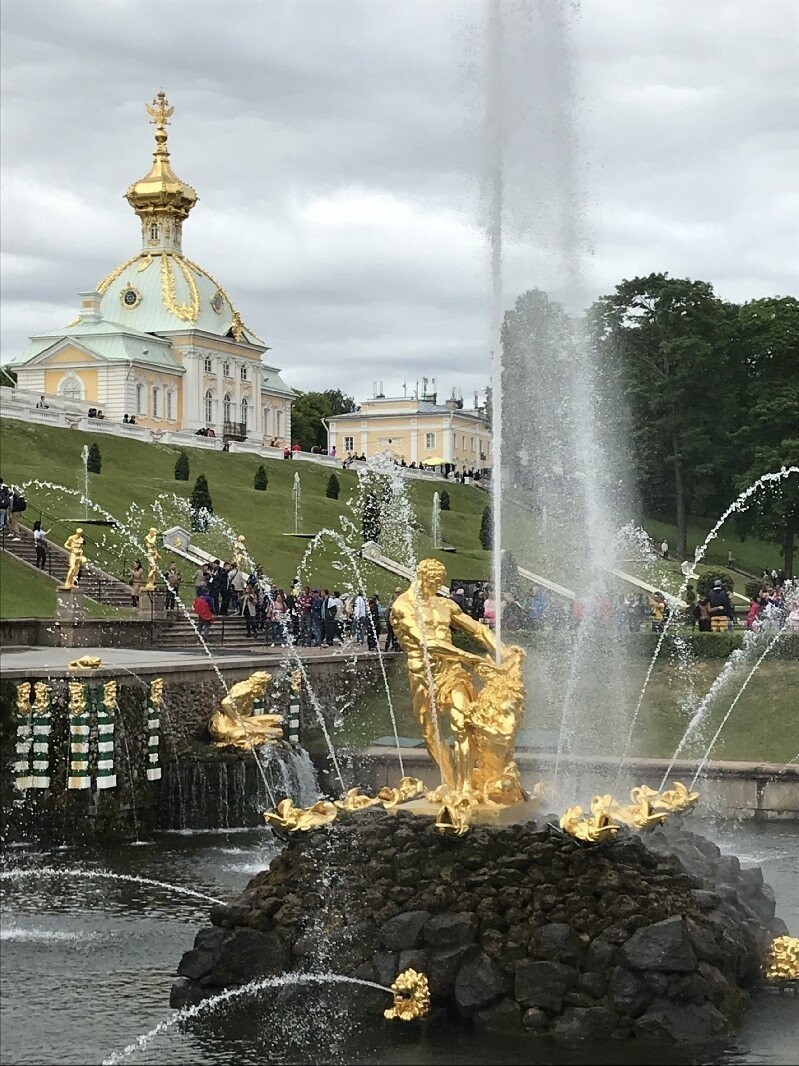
[233,534,247,571]
[143,527,160,591]
[62,528,85,590]
[390,559,527,811]
[209,670,284,749]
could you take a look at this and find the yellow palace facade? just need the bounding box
[10,93,293,442]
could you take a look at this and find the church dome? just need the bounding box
[94,92,260,344]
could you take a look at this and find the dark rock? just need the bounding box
[514,959,575,1011]
[372,951,399,988]
[169,977,206,1009]
[576,971,607,999]
[634,998,731,1042]
[474,998,523,1032]
[532,922,584,964]
[210,928,291,986]
[176,927,226,980]
[617,917,697,973]
[423,912,478,947]
[454,952,504,1014]
[378,910,430,951]
[522,1007,548,1031]
[553,1006,615,1042]
[584,937,616,970]
[398,948,429,974]
[609,966,652,1017]
[427,944,480,997]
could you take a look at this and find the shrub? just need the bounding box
[479,506,492,551]
[440,490,451,511]
[174,451,190,481]
[190,473,213,515]
[745,581,762,600]
[326,473,340,500]
[86,442,102,474]
[697,571,734,597]
[254,465,268,491]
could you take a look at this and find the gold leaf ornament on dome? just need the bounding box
[161,254,199,323]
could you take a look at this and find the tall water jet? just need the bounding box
[431,491,442,551]
[292,472,302,536]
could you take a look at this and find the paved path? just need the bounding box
[0,644,396,679]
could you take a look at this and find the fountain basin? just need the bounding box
[172,810,787,1043]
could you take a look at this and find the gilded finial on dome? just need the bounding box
[125,90,198,255]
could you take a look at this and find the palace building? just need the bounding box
[9,92,293,443]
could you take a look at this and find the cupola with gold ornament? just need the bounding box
[125,90,198,255]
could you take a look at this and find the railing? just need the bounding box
[222,421,247,441]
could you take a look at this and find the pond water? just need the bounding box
[1,819,797,1065]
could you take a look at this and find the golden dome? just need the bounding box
[125,91,198,225]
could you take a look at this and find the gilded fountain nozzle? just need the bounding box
[384,969,431,1021]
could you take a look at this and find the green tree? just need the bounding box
[590,274,740,560]
[480,506,492,550]
[732,297,799,577]
[326,473,340,500]
[440,490,451,511]
[362,491,382,543]
[291,389,357,452]
[697,571,734,597]
[174,451,190,481]
[190,474,213,514]
[86,442,102,473]
[254,464,268,491]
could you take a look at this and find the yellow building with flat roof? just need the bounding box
[326,393,492,470]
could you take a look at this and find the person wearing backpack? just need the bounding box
[7,488,26,539]
[32,520,51,569]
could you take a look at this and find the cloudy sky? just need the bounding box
[1,0,796,401]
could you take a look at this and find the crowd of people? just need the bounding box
[190,559,404,651]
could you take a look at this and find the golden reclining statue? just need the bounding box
[209,670,284,749]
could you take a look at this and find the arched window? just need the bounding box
[166,390,174,421]
[275,409,283,438]
[240,364,247,381]
[204,389,213,424]
[223,393,233,422]
[59,376,83,403]
[263,407,271,434]
[240,396,249,428]
[136,382,146,414]
[223,362,230,379]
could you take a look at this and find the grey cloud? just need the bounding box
[1,0,796,401]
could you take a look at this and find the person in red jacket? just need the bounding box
[193,587,215,639]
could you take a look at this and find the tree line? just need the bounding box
[501,276,798,574]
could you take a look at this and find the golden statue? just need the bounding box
[263,798,338,832]
[150,678,164,708]
[68,655,103,670]
[376,776,427,808]
[764,935,799,982]
[62,528,85,589]
[233,534,247,571]
[390,559,527,813]
[68,681,86,716]
[559,796,620,844]
[103,681,118,712]
[32,682,51,715]
[655,780,700,813]
[335,788,383,811]
[384,969,431,1022]
[15,682,31,717]
[209,670,284,749]
[143,527,160,591]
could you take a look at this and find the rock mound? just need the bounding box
[171,811,785,1042]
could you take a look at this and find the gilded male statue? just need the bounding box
[143,527,160,591]
[390,558,525,797]
[209,670,284,749]
[62,528,85,589]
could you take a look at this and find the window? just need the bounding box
[204,356,212,373]
[471,436,476,452]
[166,390,174,421]
[223,362,230,378]
[240,396,249,428]
[59,376,83,403]
[152,386,160,419]
[263,407,271,434]
[150,223,158,241]
[135,383,146,415]
[425,432,435,449]
[344,436,354,452]
[275,410,283,437]
[204,389,213,424]
[240,364,247,382]
[223,393,233,422]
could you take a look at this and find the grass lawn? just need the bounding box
[332,655,797,765]
[0,552,134,619]
[0,419,781,601]
[0,419,491,597]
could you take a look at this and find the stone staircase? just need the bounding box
[157,614,267,648]
[0,523,134,608]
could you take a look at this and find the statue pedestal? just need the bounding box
[385,795,541,827]
[138,589,167,619]
[55,587,86,623]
